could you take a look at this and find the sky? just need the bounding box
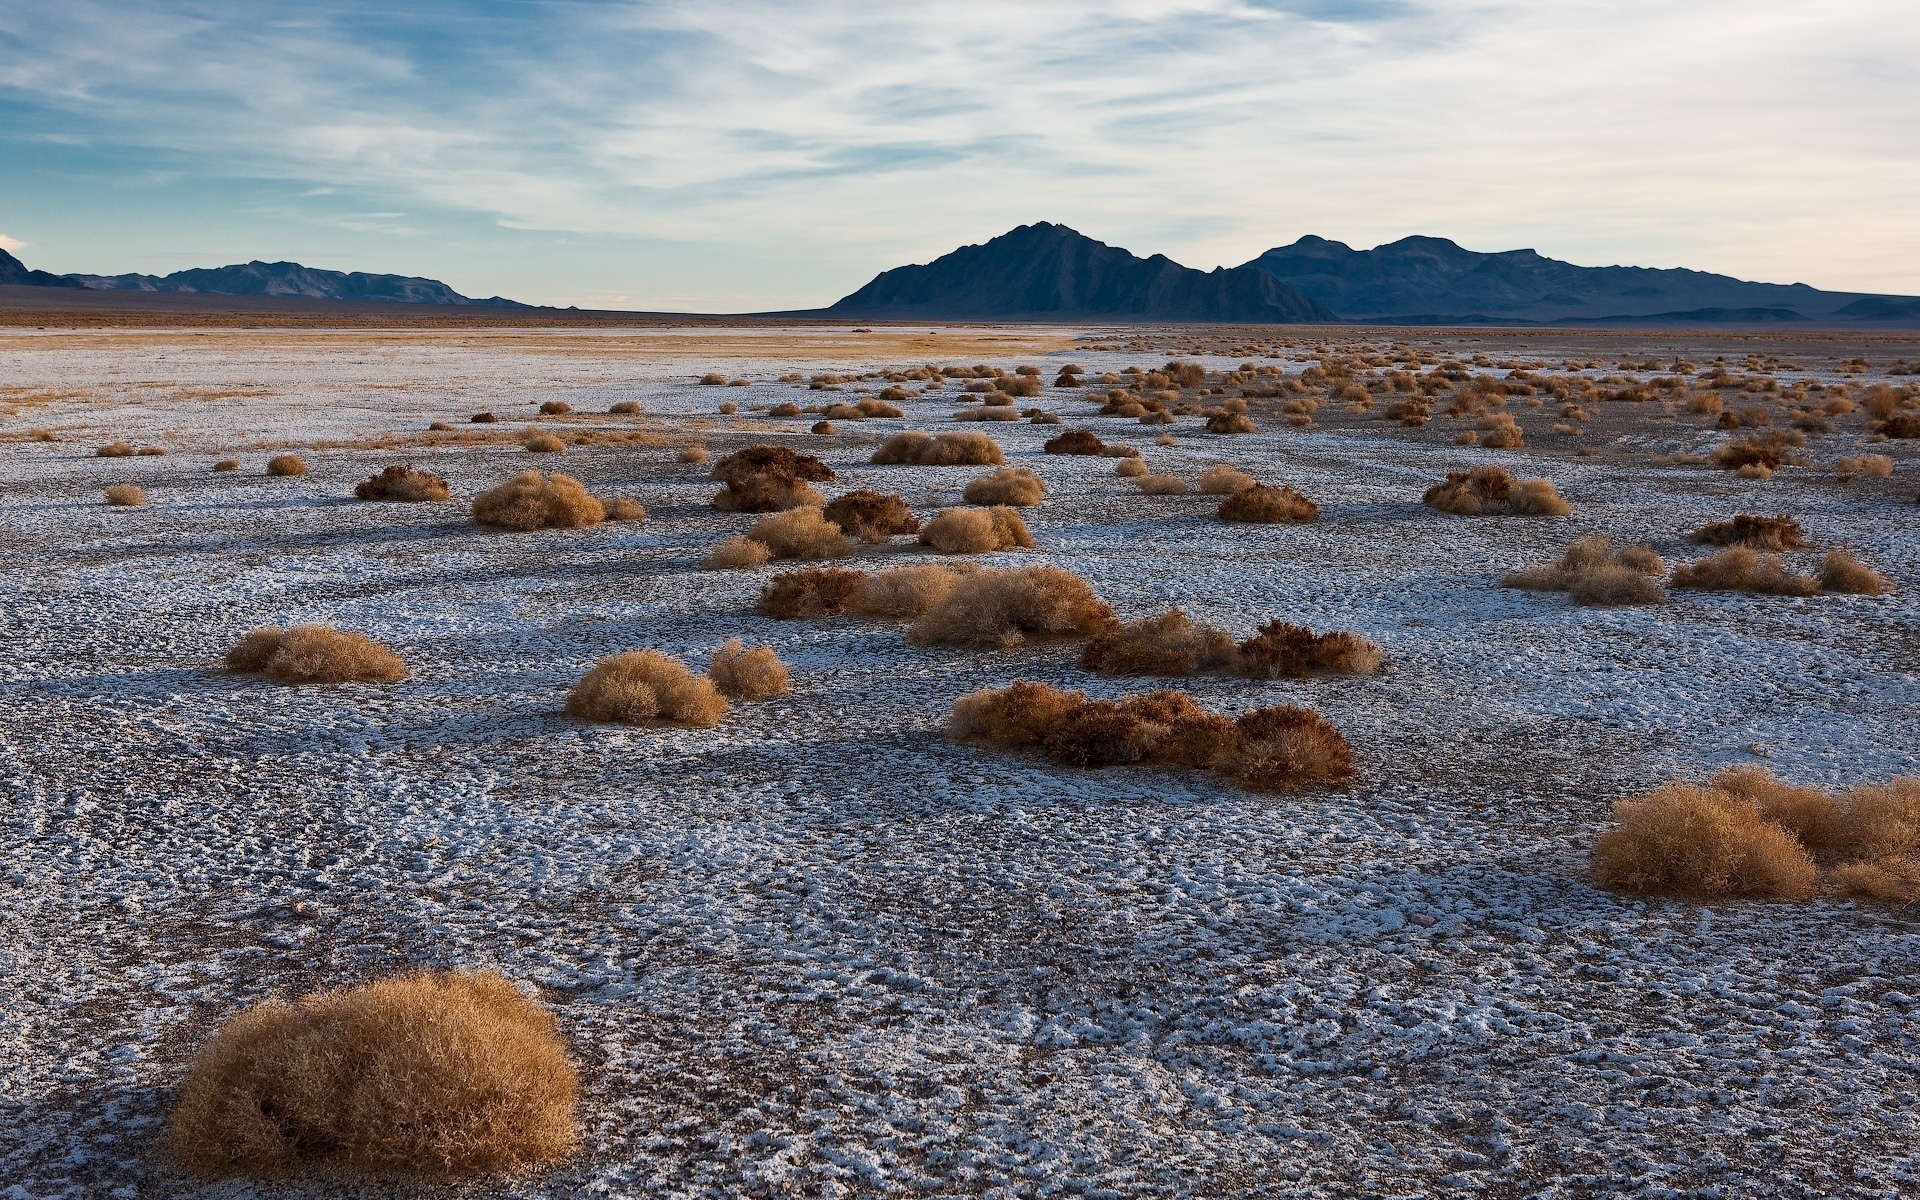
[1,0,1917,311]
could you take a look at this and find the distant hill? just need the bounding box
[1240,235,1915,324]
[0,248,84,289]
[824,223,1336,323]
[65,259,524,306]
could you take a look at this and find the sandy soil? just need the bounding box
[2,324,1918,1199]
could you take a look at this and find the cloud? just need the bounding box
[0,233,24,251]
[2,0,1917,300]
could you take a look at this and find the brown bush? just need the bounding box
[604,497,646,521]
[1219,483,1318,523]
[96,441,134,457]
[473,471,607,530]
[711,445,834,511]
[744,506,853,560]
[1100,444,1141,459]
[213,459,240,472]
[539,400,572,416]
[1501,534,1667,605]
[918,505,1034,554]
[719,400,739,413]
[700,373,728,385]
[520,431,565,453]
[1235,621,1382,677]
[952,406,1020,422]
[1592,781,1817,899]
[821,403,865,420]
[168,969,577,1179]
[759,567,868,619]
[1206,412,1257,435]
[1224,705,1356,792]
[1669,546,1818,596]
[1198,465,1256,495]
[769,402,803,417]
[948,680,1088,748]
[104,483,147,507]
[1132,474,1186,495]
[708,638,791,700]
[855,563,965,618]
[678,444,709,464]
[950,684,1254,776]
[1478,412,1524,448]
[822,490,919,543]
[871,430,1004,466]
[267,455,308,477]
[1043,429,1105,456]
[962,467,1046,506]
[1817,548,1895,595]
[470,412,497,423]
[355,465,451,502]
[1080,610,1236,676]
[1837,454,1893,478]
[610,400,641,414]
[1877,412,1920,438]
[703,536,773,569]
[1844,778,1920,860]
[226,625,408,685]
[1711,430,1803,471]
[137,445,166,456]
[1690,513,1805,550]
[566,650,727,726]
[908,565,1117,649]
[857,398,904,418]
[1422,466,1570,516]
[1115,458,1149,478]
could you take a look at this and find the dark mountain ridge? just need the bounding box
[0,248,84,289]
[0,249,521,306]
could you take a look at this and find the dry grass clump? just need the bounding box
[1477,412,1524,448]
[1690,513,1805,551]
[96,441,134,457]
[1669,546,1818,596]
[1817,548,1896,595]
[1080,610,1237,676]
[1043,429,1105,456]
[1837,454,1893,479]
[137,445,167,456]
[1135,473,1189,495]
[567,650,727,726]
[769,402,803,417]
[962,467,1046,506]
[950,406,1020,422]
[472,471,606,530]
[1501,534,1667,606]
[948,681,1353,792]
[703,536,772,569]
[677,444,710,464]
[856,563,965,617]
[539,400,572,416]
[745,506,853,560]
[1710,430,1803,471]
[871,430,1004,466]
[1422,466,1570,516]
[520,430,566,453]
[821,403,865,420]
[918,505,1035,554]
[267,455,309,477]
[822,490,919,543]
[213,458,240,472]
[1206,412,1258,435]
[471,411,497,423]
[104,483,147,507]
[908,565,1117,649]
[1115,457,1149,478]
[168,969,577,1180]
[610,400,641,414]
[758,567,868,619]
[708,638,791,699]
[604,497,646,521]
[1593,767,1920,901]
[1235,621,1383,678]
[858,398,904,418]
[1219,483,1318,523]
[226,625,408,685]
[711,445,834,511]
[355,465,451,502]
[1198,465,1256,495]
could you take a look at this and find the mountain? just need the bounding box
[0,248,84,288]
[1240,235,1915,324]
[824,223,1336,323]
[63,260,524,306]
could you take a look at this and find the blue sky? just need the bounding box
[2,0,1917,309]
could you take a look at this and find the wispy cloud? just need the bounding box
[0,233,25,251]
[1,0,1916,303]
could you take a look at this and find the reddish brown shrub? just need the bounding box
[909,565,1117,649]
[708,638,791,700]
[1235,621,1382,677]
[1817,548,1895,595]
[267,455,308,477]
[758,567,868,619]
[1206,412,1257,435]
[1711,430,1804,471]
[871,430,1004,465]
[962,467,1046,506]
[1223,705,1356,791]
[822,490,919,543]
[1043,429,1105,456]
[918,506,1035,554]
[1080,610,1236,676]
[226,625,408,685]
[1690,513,1805,550]
[470,412,497,423]
[213,458,240,472]
[711,445,834,511]
[355,465,451,502]
[104,483,147,507]
[1670,547,1818,595]
[1422,466,1570,516]
[1219,483,1318,523]
[566,650,727,726]
[610,400,641,414]
[473,471,607,529]
[1115,458,1149,478]
[539,400,572,416]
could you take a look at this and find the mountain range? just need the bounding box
[0,249,522,306]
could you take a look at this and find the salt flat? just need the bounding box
[2,324,1918,1198]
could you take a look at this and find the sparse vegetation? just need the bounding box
[708,639,791,700]
[267,455,309,477]
[711,445,834,511]
[96,441,133,457]
[918,505,1035,554]
[521,430,566,453]
[1235,621,1384,678]
[1690,513,1805,551]
[104,483,146,507]
[678,444,709,464]
[1135,474,1188,495]
[610,400,641,415]
[1043,429,1105,456]
[1669,547,1819,596]
[1422,466,1570,516]
[745,506,854,560]
[703,536,773,570]
[226,625,408,685]
[1218,483,1318,523]
[355,465,451,502]
[539,401,572,416]
[962,467,1046,506]
[1115,458,1149,478]
[1080,610,1236,676]
[1837,454,1893,479]
[758,567,868,619]
[472,471,607,530]
[856,563,965,618]
[822,490,920,543]
[908,565,1116,649]
[1501,534,1667,605]
[213,459,240,472]
[1198,465,1256,495]
[566,650,727,726]
[471,412,497,423]
[871,430,1004,466]
[1817,548,1895,595]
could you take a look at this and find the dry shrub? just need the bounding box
[1206,412,1257,435]
[719,401,739,413]
[1115,458,1149,478]
[213,459,240,472]
[1198,465,1255,495]
[473,471,606,530]
[1478,412,1524,448]
[759,567,867,619]
[1501,534,1667,605]
[1219,483,1318,524]
[953,406,1020,422]
[1844,778,1920,860]
[918,505,1035,554]
[1030,412,1062,425]
[1454,430,1480,447]
[226,625,408,685]
[1690,513,1805,551]
[1135,474,1189,496]
[521,432,565,454]
[703,536,772,570]
[871,430,1004,466]
[678,444,709,464]
[1670,546,1818,596]
[1236,621,1382,677]
[947,680,1088,749]
[1224,705,1355,792]
[769,402,803,417]
[610,400,641,414]
[1879,412,1920,438]
[428,422,453,432]
[267,455,308,477]
[470,412,497,423]
[168,969,577,1179]
[539,400,572,416]
[962,467,1046,506]
[708,638,791,700]
[1735,463,1772,481]
[355,465,451,502]
[908,565,1116,649]
[1101,444,1142,459]
[1080,610,1236,676]
[857,398,904,418]
[745,506,853,559]
[821,403,865,420]
[855,563,964,618]
[1422,466,1570,516]
[104,483,147,507]
[96,441,133,457]
[604,497,646,522]
[711,445,834,512]
[1711,430,1803,471]
[1817,548,1895,595]
[138,445,166,456]
[1043,429,1105,456]
[822,490,919,543]
[1838,454,1893,478]
[566,650,727,726]
[700,373,728,385]
[1592,781,1817,899]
